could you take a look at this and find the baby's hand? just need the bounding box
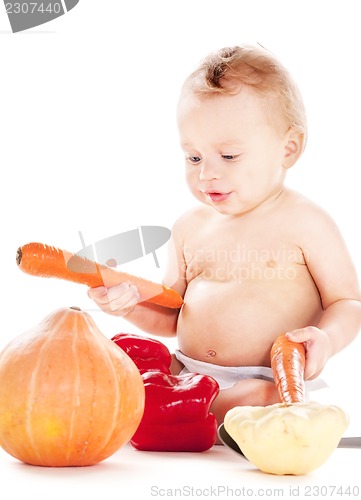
[285,327,332,380]
[87,283,140,317]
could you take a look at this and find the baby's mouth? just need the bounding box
[206,192,231,203]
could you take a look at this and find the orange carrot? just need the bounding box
[16,242,184,309]
[270,333,306,404]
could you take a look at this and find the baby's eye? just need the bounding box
[221,154,239,161]
[186,156,202,164]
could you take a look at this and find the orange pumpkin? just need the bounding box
[0,307,145,466]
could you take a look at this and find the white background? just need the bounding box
[1,0,361,496]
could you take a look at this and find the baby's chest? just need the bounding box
[184,235,305,283]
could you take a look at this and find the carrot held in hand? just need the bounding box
[270,333,306,404]
[16,242,184,309]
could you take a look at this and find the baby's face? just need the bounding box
[177,86,291,216]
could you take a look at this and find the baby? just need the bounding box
[88,45,361,424]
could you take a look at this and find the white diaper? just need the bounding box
[174,349,328,396]
[175,349,274,390]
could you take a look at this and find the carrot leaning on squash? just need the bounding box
[16,242,184,309]
[270,333,306,404]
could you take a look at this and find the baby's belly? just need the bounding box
[177,273,322,367]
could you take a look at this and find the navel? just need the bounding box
[206,349,216,357]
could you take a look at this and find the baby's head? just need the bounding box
[177,45,307,215]
[180,44,307,147]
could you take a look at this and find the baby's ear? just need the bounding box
[282,130,305,169]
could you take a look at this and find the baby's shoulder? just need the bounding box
[283,189,338,231]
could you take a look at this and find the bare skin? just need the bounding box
[88,87,361,426]
[174,194,323,369]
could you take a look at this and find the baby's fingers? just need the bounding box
[285,326,331,380]
[303,350,321,380]
[87,286,108,302]
[87,283,140,315]
[285,326,315,343]
[106,283,140,312]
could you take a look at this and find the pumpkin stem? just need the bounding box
[16,247,22,265]
[70,306,82,311]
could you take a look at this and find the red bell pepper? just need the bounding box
[130,371,219,452]
[111,332,220,451]
[131,417,217,452]
[111,332,172,374]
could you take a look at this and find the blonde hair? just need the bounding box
[183,45,307,146]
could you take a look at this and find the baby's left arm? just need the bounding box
[286,206,361,380]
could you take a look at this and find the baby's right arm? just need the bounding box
[88,283,180,337]
[87,219,187,337]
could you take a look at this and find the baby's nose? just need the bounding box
[199,159,222,181]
